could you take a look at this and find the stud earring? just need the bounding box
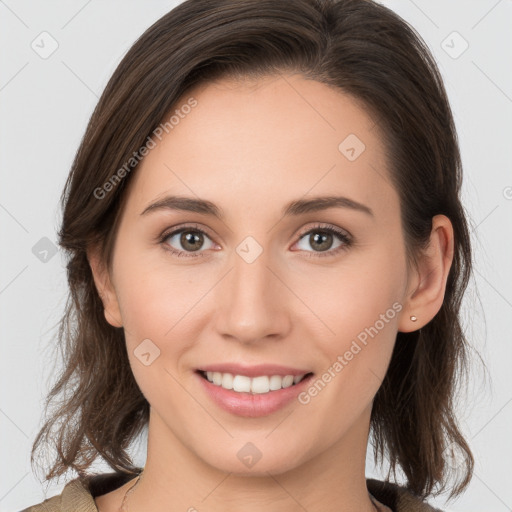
[410,315,417,322]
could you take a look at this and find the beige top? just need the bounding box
[21,474,443,511]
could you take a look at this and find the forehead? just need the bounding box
[124,73,396,220]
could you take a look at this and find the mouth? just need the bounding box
[195,369,315,395]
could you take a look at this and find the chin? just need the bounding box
[200,445,306,477]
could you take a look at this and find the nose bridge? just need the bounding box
[232,247,271,304]
[216,243,289,342]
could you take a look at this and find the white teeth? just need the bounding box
[232,374,251,392]
[269,375,282,391]
[250,376,269,394]
[221,373,233,390]
[203,371,308,394]
[282,375,294,388]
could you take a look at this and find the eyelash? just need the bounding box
[158,222,353,259]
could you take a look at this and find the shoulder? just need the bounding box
[20,472,135,512]
[367,478,445,512]
[20,478,94,512]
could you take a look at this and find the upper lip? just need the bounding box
[197,363,313,378]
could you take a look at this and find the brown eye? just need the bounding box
[177,231,205,252]
[161,226,216,258]
[306,231,334,252]
[294,225,352,257]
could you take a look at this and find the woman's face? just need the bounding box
[94,73,415,475]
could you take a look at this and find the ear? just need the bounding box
[86,243,123,328]
[398,214,455,333]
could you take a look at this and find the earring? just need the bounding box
[410,315,417,322]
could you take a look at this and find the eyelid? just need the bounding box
[295,222,351,240]
[158,222,216,242]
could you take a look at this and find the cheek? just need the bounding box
[297,260,402,442]
[112,246,215,387]
[302,243,405,385]
[116,266,191,407]
[304,245,404,336]
[112,243,196,337]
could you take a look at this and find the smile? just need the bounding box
[199,370,312,394]
[195,368,315,417]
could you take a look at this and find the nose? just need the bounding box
[214,248,292,345]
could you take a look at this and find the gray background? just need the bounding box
[1,1,511,511]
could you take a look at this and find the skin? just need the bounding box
[89,73,454,512]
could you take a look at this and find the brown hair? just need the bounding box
[31,0,480,501]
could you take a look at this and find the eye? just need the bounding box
[159,223,217,258]
[158,222,352,259]
[293,223,352,257]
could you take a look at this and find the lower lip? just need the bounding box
[196,371,314,418]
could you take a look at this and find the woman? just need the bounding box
[23,0,475,510]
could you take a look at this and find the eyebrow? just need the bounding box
[140,194,374,219]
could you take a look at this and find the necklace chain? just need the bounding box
[119,469,144,512]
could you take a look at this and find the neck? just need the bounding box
[124,406,378,512]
